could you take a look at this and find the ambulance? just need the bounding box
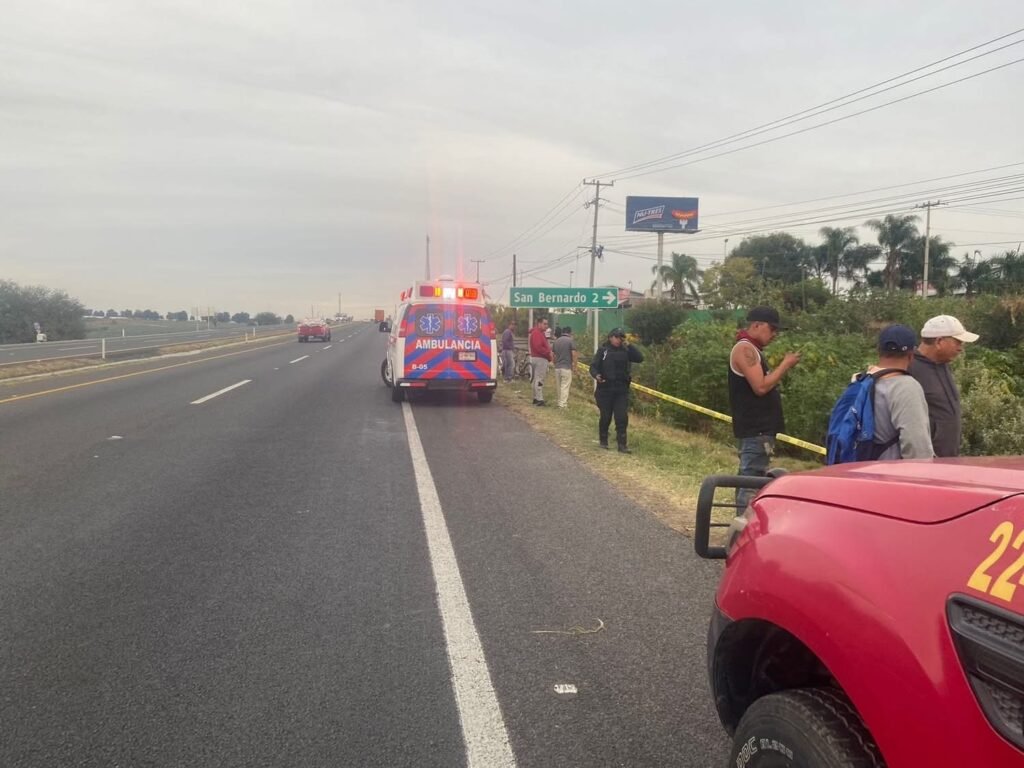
[380,276,498,403]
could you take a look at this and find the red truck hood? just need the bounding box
[759,457,1024,524]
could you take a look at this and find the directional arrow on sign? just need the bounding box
[603,291,617,305]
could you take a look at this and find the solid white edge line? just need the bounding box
[401,402,517,768]
[289,355,309,364]
[190,379,252,405]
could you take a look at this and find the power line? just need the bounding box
[613,56,1024,182]
[597,173,1024,251]
[479,184,583,262]
[599,187,1024,255]
[597,28,1024,180]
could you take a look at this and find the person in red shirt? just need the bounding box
[528,317,554,406]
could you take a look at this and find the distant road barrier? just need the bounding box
[576,363,827,457]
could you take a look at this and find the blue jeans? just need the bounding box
[736,435,775,511]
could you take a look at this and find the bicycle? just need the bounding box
[499,348,533,381]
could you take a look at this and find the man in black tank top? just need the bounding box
[728,306,801,509]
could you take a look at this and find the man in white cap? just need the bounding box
[910,315,979,457]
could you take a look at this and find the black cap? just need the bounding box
[608,327,626,338]
[878,324,917,354]
[746,306,781,327]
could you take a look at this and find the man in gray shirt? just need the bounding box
[551,327,578,408]
[867,324,933,460]
[910,314,979,457]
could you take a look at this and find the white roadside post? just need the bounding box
[102,337,106,360]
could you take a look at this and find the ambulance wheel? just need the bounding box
[477,391,494,404]
[391,386,405,403]
[381,359,393,387]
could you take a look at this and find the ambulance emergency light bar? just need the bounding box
[417,284,479,300]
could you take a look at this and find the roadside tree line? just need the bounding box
[650,215,1023,310]
[84,309,295,326]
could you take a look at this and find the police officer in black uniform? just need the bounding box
[589,328,644,453]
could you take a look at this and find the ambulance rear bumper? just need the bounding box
[396,379,497,391]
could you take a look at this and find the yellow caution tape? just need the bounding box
[577,363,827,457]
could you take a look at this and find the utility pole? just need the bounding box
[584,178,613,352]
[656,231,664,299]
[915,200,942,299]
[512,254,517,288]
[471,259,485,283]
[425,235,431,281]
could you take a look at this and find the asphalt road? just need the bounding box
[0,324,729,767]
[0,322,303,365]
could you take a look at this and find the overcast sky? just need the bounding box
[2,1,1022,318]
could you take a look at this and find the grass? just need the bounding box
[496,369,820,537]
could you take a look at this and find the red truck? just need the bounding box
[696,459,1024,767]
[374,309,385,324]
[297,319,331,343]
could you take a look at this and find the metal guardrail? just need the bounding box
[0,328,296,369]
[575,362,827,457]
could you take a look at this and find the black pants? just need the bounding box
[595,388,629,446]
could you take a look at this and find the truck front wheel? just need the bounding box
[729,688,883,768]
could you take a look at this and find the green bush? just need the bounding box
[625,300,688,346]
[626,292,1024,457]
[958,359,1024,455]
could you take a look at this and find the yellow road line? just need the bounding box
[0,339,293,406]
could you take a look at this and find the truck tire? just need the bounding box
[729,688,884,768]
[477,391,494,404]
[381,359,392,387]
[299,336,307,343]
[391,385,404,403]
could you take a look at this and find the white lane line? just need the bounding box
[289,355,309,364]
[322,344,332,350]
[401,403,516,767]
[190,379,251,405]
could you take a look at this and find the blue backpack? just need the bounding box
[825,368,908,465]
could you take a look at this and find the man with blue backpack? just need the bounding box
[826,324,934,464]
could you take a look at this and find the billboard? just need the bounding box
[625,196,699,233]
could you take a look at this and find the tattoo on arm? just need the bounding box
[742,347,759,368]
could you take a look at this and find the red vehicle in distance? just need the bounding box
[297,319,331,343]
[696,459,1024,768]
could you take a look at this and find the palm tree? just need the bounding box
[902,235,957,294]
[818,226,859,295]
[651,252,703,304]
[839,244,881,289]
[864,214,920,291]
[989,249,1024,292]
[953,253,994,297]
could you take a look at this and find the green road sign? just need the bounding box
[510,287,619,309]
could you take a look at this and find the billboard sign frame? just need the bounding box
[625,196,699,233]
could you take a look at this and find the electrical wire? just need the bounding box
[597,27,1024,179]
[613,57,1024,181]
